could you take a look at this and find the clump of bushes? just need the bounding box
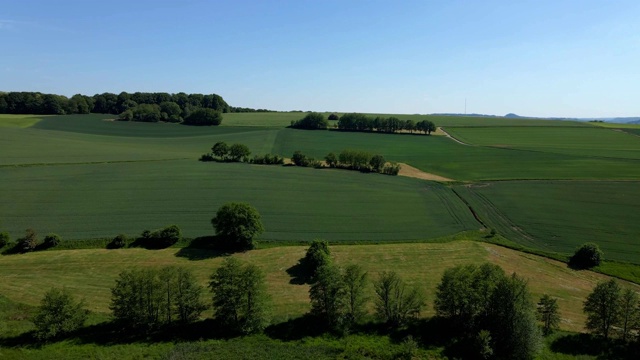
[251,154,284,165]
[17,228,39,253]
[569,242,603,269]
[292,149,400,176]
[0,232,10,248]
[43,233,62,249]
[201,141,251,163]
[139,225,182,249]
[290,112,329,130]
[108,234,128,249]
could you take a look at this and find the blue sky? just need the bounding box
[1,0,639,117]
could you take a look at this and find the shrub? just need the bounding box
[369,154,386,173]
[229,143,251,162]
[109,234,128,249]
[328,113,339,121]
[291,112,329,130]
[251,154,284,165]
[43,233,62,248]
[0,232,10,248]
[18,228,39,253]
[325,153,338,168]
[382,163,401,176]
[150,225,182,248]
[183,108,222,126]
[199,153,215,162]
[570,242,603,269]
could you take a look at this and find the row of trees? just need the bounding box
[289,112,437,135]
[292,149,401,175]
[583,279,640,341]
[338,113,436,134]
[119,104,223,125]
[0,91,231,115]
[0,229,62,254]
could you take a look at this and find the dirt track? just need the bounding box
[397,163,454,182]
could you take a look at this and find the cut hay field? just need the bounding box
[1,241,637,332]
[453,181,640,264]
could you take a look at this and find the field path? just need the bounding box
[397,163,454,182]
[439,127,472,146]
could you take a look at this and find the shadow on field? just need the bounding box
[549,333,638,359]
[174,236,229,261]
[0,319,243,348]
[285,260,313,285]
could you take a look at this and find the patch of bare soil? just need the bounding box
[397,163,454,182]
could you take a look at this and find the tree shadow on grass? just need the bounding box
[174,236,230,261]
[0,319,241,348]
[265,314,325,341]
[285,260,312,285]
[549,333,637,360]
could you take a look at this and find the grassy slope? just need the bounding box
[454,181,640,264]
[2,241,638,333]
[0,114,48,128]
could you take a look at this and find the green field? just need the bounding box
[445,126,640,159]
[453,181,640,264]
[2,113,640,264]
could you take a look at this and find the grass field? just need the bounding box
[2,241,638,333]
[453,181,640,264]
[0,114,48,128]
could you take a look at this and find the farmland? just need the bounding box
[2,113,640,264]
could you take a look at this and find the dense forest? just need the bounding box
[0,91,271,118]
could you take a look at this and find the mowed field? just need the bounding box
[2,241,638,332]
[2,113,640,265]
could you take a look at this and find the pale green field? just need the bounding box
[0,114,48,128]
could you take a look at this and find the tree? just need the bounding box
[328,113,339,121]
[210,257,270,334]
[228,143,251,162]
[618,288,639,341]
[110,267,205,329]
[570,242,604,269]
[374,271,424,327]
[33,288,88,341]
[211,141,229,160]
[584,279,621,340]
[487,274,542,360]
[292,150,312,167]
[109,234,127,249]
[159,101,182,122]
[309,263,346,330]
[183,108,223,126]
[343,264,368,324]
[211,202,264,250]
[302,239,331,278]
[537,294,560,335]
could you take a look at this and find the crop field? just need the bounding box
[2,113,640,263]
[453,181,640,264]
[444,126,640,159]
[0,159,477,241]
[2,241,638,333]
[272,128,640,180]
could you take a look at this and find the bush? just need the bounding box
[33,288,88,341]
[199,153,215,162]
[251,154,284,165]
[109,234,128,249]
[570,242,604,269]
[18,228,38,253]
[0,232,10,248]
[149,225,182,249]
[325,153,338,168]
[43,233,62,248]
[292,150,317,167]
[291,112,329,130]
[328,113,339,121]
[229,143,251,162]
[382,163,401,176]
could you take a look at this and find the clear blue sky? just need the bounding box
[1,0,639,117]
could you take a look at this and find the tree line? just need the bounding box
[290,112,436,135]
[293,149,401,175]
[0,91,231,116]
